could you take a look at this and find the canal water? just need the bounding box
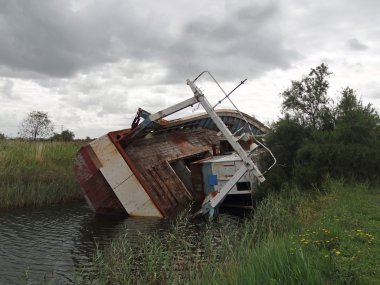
[0,202,168,284]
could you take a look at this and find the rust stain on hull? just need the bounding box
[74,145,126,215]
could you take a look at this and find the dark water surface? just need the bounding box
[0,202,168,284]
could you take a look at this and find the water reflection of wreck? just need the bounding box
[74,72,275,218]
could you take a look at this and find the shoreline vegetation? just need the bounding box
[0,140,84,210]
[78,180,379,285]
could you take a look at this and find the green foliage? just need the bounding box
[294,133,333,188]
[294,88,380,187]
[281,63,334,130]
[334,87,380,145]
[266,64,380,189]
[264,117,311,183]
[18,111,54,140]
[0,132,5,140]
[51,129,75,141]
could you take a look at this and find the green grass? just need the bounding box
[0,140,84,209]
[79,181,380,285]
[199,180,380,285]
[209,238,323,285]
[294,181,380,284]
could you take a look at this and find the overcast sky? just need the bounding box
[0,0,379,138]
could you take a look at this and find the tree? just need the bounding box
[334,87,380,144]
[260,116,311,192]
[0,132,5,140]
[18,111,54,140]
[280,63,334,130]
[268,64,380,189]
[329,88,380,180]
[265,116,311,179]
[294,87,380,186]
[60,129,75,141]
[51,129,75,141]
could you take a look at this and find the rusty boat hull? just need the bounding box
[74,110,268,218]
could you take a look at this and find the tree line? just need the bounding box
[263,63,380,190]
[0,111,75,141]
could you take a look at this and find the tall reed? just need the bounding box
[78,188,319,284]
[77,207,241,284]
[0,140,84,209]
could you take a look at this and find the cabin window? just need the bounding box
[220,140,234,154]
[236,182,251,191]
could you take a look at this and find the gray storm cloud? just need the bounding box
[347,38,368,51]
[0,0,299,81]
[0,78,15,99]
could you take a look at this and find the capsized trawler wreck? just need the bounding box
[74,71,276,218]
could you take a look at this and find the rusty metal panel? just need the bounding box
[125,129,219,216]
[89,135,162,217]
[74,146,126,215]
[109,133,167,216]
[145,163,191,216]
[82,171,126,215]
[149,166,179,207]
[74,145,101,183]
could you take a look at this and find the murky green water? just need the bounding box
[0,202,167,284]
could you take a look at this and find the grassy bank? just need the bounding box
[0,140,84,210]
[203,181,379,285]
[79,181,379,284]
